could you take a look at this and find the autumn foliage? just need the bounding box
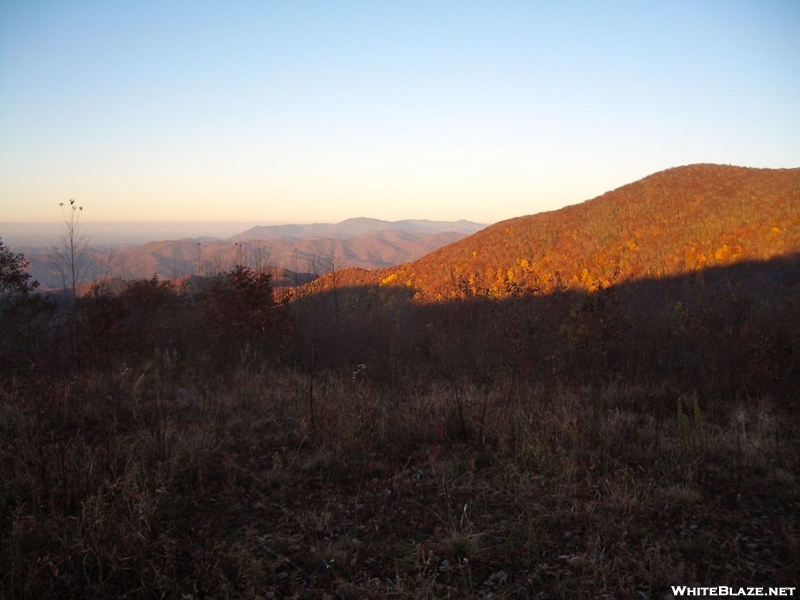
[294,165,800,401]
[317,164,799,300]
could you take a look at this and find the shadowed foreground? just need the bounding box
[2,366,798,598]
[1,251,799,598]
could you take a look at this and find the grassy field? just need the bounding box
[2,361,797,599]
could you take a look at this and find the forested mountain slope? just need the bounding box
[308,165,799,299]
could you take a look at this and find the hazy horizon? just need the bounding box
[0,216,489,250]
[0,221,258,248]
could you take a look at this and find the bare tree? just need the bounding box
[99,245,117,284]
[110,249,135,285]
[233,242,247,270]
[195,242,204,276]
[54,199,90,303]
[250,243,274,278]
[204,246,226,276]
[50,199,91,365]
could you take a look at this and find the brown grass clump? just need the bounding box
[2,368,797,598]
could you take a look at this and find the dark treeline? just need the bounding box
[1,241,798,409]
[3,248,799,407]
[0,264,291,379]
[291,254,800,405]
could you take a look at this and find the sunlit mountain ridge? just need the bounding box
[304,164,800,299]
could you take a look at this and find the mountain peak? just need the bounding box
[308,164,800,300]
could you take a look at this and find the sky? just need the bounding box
[1,1,798,229]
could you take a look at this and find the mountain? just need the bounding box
[230,218,485,242]
[305,164,800,299]
[19,219,485,289]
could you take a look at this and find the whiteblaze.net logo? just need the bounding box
[672,587,796,597]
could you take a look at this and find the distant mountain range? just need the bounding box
[16,164,800,296]
[231,217,485,241]
[17,218,486,289]
[305,164,800,299]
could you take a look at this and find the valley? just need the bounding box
[4,218,486,290]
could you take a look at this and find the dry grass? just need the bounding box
[1,366,798,599]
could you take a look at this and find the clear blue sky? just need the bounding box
[1,1,798,225]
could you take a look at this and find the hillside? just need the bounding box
[307,164,800,299]
[20,219,485,289]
